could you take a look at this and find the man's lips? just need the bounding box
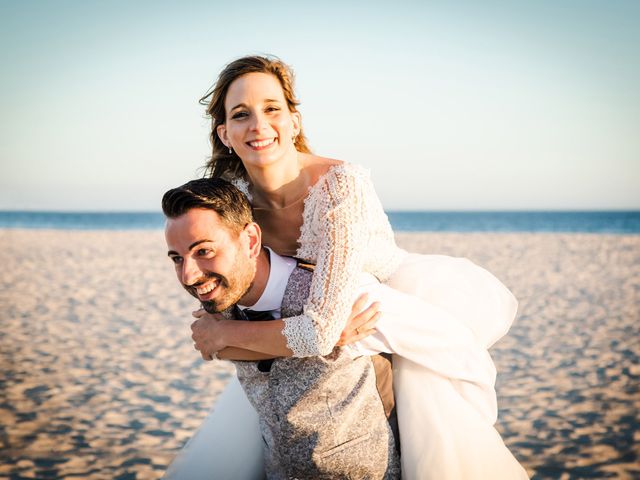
[195,279,219,297]
[187,275,225,301]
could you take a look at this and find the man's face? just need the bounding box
[165,208,256,313]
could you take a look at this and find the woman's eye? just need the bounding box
[265,106,280,113]
[231,111,248,120]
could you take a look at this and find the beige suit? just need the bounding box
[232,265,400,479]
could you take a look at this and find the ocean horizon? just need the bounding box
[1,210,639,233]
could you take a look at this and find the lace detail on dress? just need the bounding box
[282,163,406,357]
[230,177,252,202]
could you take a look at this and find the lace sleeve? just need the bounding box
[283,166,377,356]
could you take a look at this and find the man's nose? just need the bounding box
[181,257,202,286]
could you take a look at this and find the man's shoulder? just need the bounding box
[282,264,313,317]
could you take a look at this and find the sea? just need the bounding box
[1,210,639,233]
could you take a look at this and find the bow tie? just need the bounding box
[236,307,276,372]
[241,308,276,321]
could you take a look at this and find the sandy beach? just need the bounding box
[0,229,638,479]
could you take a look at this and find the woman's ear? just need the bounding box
[217,124,229,147]
[291,111,301,137]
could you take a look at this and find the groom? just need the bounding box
[163,178,401,479]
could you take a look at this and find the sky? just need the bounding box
[1,0,638,211]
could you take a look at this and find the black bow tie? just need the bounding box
[236,307,276,372]
[242,308,276,321]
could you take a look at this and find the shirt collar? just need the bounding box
[238,247,297,312]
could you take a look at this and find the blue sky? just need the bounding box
[1,0,638,211]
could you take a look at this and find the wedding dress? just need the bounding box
[164,164,528,479]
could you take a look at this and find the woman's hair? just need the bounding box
[199,55,312,180]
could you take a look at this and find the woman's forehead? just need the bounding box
[226,72,285,105]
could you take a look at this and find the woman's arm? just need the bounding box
[191,316,292,357]
[282,165,382,356]
[190,294,381,359]
[215,347,275,361]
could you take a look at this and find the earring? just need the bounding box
[228,146,233,154]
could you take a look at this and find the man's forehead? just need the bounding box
[177,208,225,226]
[165,209,229,247]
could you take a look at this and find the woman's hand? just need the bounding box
[336,293,381,346]
[191,308,229,361]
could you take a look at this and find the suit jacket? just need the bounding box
[232,265,401,479]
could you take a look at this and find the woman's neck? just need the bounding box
[246,152,311,209]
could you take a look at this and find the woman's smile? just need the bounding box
[247,137,277,150]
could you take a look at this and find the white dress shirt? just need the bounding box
[237,247,296,317]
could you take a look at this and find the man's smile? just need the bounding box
[187,274,226,301]
[195,279,219,298]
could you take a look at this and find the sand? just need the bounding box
[0,229,638,479]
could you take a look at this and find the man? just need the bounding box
[162,179,528,480]
[163,178,401,479]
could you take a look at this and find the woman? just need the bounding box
[192,55,527,479]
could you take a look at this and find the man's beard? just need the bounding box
[185,256,256,314]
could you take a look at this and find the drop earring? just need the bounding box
[228,146,233,154]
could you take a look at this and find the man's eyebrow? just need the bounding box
[166,239,213,257]
[188,239,214,251]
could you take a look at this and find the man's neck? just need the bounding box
[238,247,270,307]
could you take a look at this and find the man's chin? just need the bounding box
[200,297,237,314]
[201,301,220,314]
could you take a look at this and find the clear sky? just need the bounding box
[1,0,638,211]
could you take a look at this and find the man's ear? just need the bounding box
[244,222,262,259]
[217,124,229,147]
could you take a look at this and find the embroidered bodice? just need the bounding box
[238,163,406,356]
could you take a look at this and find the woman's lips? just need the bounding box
[247,138,276,150]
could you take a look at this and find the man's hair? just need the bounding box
[161,178,253,233]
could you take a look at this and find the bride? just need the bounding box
[166,55,528,479]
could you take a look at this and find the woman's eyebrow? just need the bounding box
[230,99,281,111]
[229,103,246,112]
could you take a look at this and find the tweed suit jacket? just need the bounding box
[233,265,401,480]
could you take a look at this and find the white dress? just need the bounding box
[164,164,528,479]
[282,163,528,479]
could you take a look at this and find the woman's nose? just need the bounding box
[249,111,268,132]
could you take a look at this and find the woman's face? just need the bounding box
[217,72,301,170]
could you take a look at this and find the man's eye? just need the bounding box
[197,248,213,257]
[170,256,183,265]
